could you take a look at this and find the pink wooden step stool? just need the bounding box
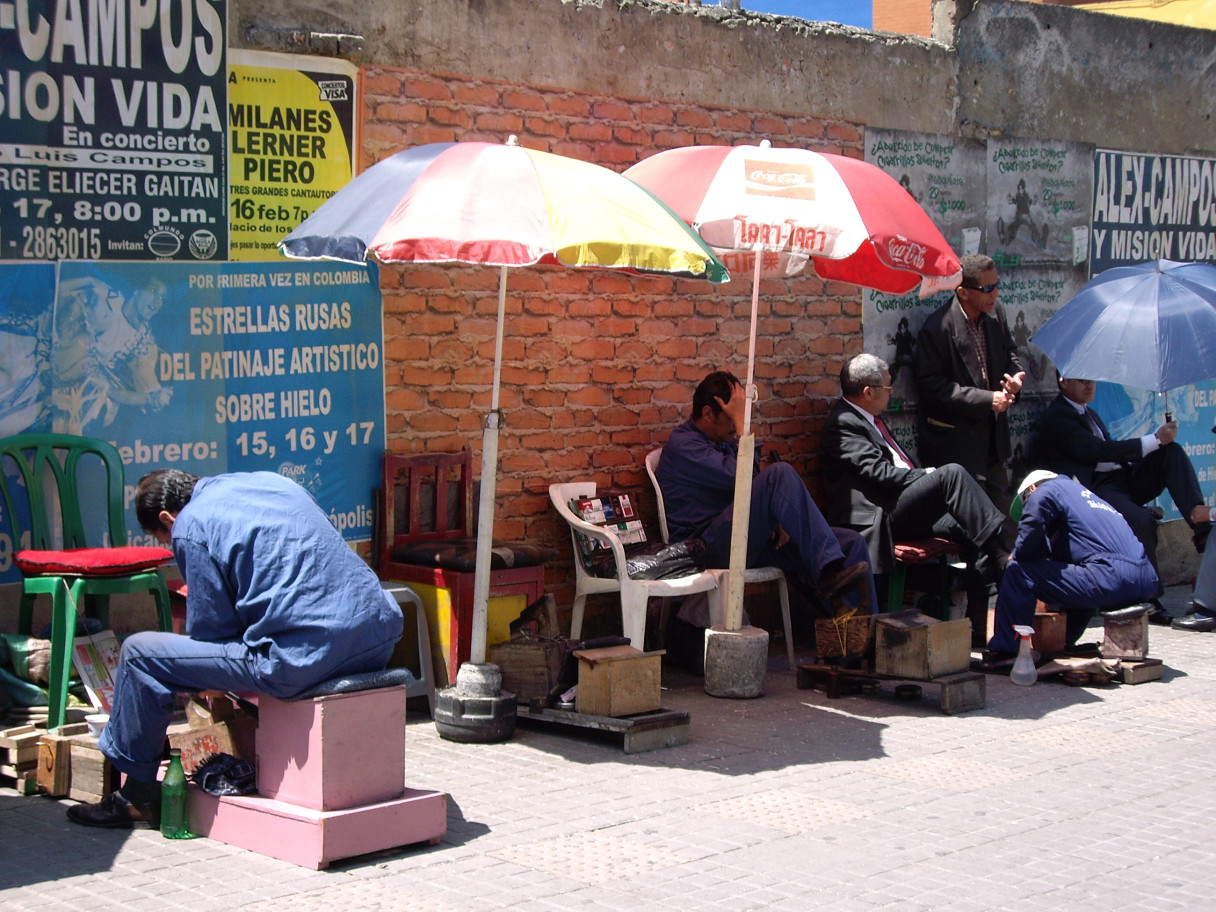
[187,675,446,869]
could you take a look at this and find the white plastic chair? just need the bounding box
[645,448,796,669]
[549,481,721,650]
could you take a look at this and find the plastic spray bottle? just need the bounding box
[1010,624,1038,686]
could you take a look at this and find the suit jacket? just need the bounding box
[913,297,1023,477]
[819,398,928,574]
[1027,393,1143,487]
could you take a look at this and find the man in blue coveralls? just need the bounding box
[67,469,404,829]
[657,370,877,614]
[985,469,1158,661]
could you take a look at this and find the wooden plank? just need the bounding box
[796,663,986,714]
[38,729,87,797]
[68,737,119,803]
[0,769,41,796]
[0,726,41,749]
[1119,658,1164,685]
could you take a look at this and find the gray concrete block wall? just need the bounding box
[229,0,1214,157]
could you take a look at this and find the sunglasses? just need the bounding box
[961,281,999,293]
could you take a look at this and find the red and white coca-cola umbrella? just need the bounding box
[626,142,960,630]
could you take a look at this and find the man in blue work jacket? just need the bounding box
[67,469,404,830]
[986,470,1158,659]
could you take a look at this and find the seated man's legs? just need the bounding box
[74,630,396,827]
[891,463,1005,555]
[98,632,271,783]
[892,464,1007,644]
[700,462,875,610]
[1128,441,1207,531]
[1091,477,1160,575]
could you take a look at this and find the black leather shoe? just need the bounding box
[1061,642,1101,658]
[1194,522,1212,554]
[66,790,159,829]
[817,560,869,600]
[1171,612,1216,632]
[979,649,1017,666]
[1146,601,1174,626]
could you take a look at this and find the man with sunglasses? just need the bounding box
[914,253,1025,521]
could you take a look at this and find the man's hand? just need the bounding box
[991,389,1014,413]
[1155,420,1179,445]
[716,381,747,436]
[1001,371,1025,397]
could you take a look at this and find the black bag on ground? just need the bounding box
[588,538,708,580]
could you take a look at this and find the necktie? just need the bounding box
[876,416,915,468]
[1084,409,1105,440]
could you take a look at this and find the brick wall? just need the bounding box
[872,0,933,38]
[361,66,865,625]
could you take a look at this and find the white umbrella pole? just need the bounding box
[724,249,764,631]
[470,265,509,665]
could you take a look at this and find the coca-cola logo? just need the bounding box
[887,236,927,270]
[747,168,807,187]
[743,159,817,200]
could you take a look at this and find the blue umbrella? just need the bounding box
[1033,260,1216,413]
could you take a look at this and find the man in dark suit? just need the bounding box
[914,253,1025,519]
[820,354,1009,644]
[1028,373,1211,625]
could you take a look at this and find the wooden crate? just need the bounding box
[1,725,44,795]
[37,723,91,797]
[489,638,564,704]
[68,735,119,803]
[875,612,970,680]
[574,646,663,717]
[1033,610,1067,654]
[1103,610,1149,660]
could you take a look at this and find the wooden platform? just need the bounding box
[796,663,986,715]
[516,705,691,753]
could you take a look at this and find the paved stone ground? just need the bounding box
[3,585,1215,911]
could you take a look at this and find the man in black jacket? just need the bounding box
[820,354,1009,644]
[914,253,1025,518]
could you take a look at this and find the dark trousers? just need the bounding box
[1091,442,1204,575]
[889,463,1005,556]
[701,462,879,614]
[891,463,1006,641]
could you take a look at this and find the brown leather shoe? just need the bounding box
[817,561,869,601]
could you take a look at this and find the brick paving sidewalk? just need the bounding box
[3,585,1216,911]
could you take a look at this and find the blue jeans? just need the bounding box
[98,632,396,782]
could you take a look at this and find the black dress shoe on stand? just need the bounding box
[1171,611,1216,632]
[1145,600,1174,626]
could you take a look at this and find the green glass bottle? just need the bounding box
[160,748,190,838]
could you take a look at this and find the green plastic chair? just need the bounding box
[0,433,173,730]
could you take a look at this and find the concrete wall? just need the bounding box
[231,0,1215,156]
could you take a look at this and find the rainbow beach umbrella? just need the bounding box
[281,138,727,680]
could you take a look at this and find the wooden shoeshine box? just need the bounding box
[573,645,663,717]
